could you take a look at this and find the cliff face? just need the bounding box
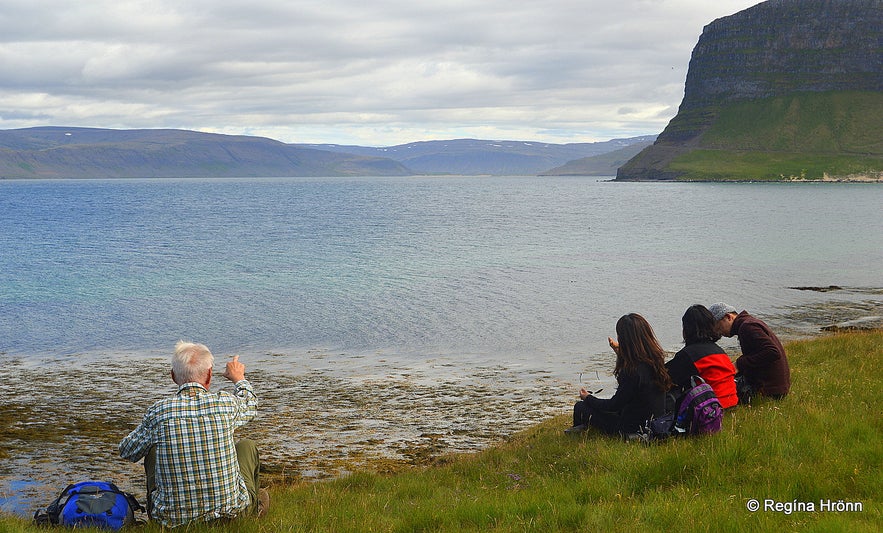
[617,0,883,181]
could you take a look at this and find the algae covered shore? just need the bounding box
[0,350,591,516]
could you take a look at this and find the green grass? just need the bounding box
[2,331,880,532]
[669,150,882,181]
[701,92,883,154]
[665,91,883,180]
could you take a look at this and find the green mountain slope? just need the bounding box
[669,91,883,181]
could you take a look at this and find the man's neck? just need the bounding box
[176,382,209,396]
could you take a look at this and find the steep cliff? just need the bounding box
[617,0,883,181]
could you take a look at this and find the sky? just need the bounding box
[0,0,762,147]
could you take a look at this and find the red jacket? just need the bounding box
[666,341,738,408]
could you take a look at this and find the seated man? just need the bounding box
[119,341,267,527]
[709,303,791,400]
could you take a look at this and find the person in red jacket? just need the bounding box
[709,303,791,400]
[666,305,738,408]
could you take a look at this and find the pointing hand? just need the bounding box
[223,355,246,383]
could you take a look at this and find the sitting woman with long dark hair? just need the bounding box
[567,313,673,436]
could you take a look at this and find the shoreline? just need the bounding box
[0,354,591,517]
[2,298,882,516]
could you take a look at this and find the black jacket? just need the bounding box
[585,362,666,433]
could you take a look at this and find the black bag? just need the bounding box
[640,390,681,441]
[34,481,144,530]
[646,412,676,439]
[735,374,754,405]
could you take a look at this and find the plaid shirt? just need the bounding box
[119,380,257,527]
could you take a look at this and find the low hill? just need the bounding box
[0,128,659,179]
[539,139,655,176]
[617,0,883,181]
[297,137,657,176]
[0,127,411,178]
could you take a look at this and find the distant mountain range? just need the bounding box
[295,136,656,176]
[0,127,655,179]
[539,141,654,176]
[0,127,411,179]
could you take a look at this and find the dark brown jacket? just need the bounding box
[733,311,791,397]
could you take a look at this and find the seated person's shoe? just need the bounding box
[564,424,588,434]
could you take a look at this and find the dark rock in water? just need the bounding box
[821,316,883,332]
[789,285,844,292]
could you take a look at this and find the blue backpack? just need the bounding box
[674,375,723,435]
[34,481,144,530]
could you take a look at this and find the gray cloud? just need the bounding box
[0,0,760,145]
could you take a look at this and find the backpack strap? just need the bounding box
[690,375,707,388]
[33,509,52,526]
[123,491,146,513]
[39,483,78,525]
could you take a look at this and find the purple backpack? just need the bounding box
[675,376,723,435]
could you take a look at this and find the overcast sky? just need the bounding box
[1,0,761,146]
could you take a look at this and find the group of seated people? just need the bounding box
[566,303,791,436]
[118,304,789,527]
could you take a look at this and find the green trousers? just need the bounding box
[144,438,261,519]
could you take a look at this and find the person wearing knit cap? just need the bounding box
[708,303,790,400]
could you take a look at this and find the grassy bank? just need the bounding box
[667,91,883,181]
[669,149,882,181]
[2,331,880,532]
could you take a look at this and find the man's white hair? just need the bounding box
[172,341,214,385]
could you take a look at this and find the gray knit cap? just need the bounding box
[708,302,737,321]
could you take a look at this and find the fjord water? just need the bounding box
[1,177,881,366]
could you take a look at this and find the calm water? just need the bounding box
[2,177,880,362]
[1,176,881,514]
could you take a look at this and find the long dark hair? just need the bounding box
[614,313,673,392]
[682,304,721,345]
